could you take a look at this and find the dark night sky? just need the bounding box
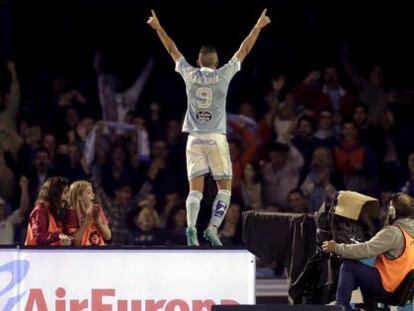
[2,0,413,117]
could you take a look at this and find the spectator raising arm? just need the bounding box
[18,176,30,218]
[123,58,155,111]
[341,42,368,89]
[0,61,21,131]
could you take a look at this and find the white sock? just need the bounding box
[209,189,231,228]
[186,190,203,227]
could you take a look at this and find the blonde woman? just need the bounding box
[67,181,111,245]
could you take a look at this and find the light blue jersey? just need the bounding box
[175,56,241,134]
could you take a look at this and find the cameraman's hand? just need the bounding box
[322,240,336,253]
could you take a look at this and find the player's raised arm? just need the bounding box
[233,9,271,63]
[147,10,182,62]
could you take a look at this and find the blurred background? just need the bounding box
[3,0,413,115]
[1,0,414,252]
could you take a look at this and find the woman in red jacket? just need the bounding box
[25,177,73,246]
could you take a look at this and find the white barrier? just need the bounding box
[0,248,255,311]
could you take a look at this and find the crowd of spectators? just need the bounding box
[1,9,414,248]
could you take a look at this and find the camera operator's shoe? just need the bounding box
[204,226,223,246]
[186,226,200,246]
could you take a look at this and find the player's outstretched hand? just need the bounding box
[256,9,271,29]
[147,10,161,30]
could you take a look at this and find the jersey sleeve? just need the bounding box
[218,57,241,82]
[175,56,194,78]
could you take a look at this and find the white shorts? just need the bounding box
[186,133,232,181]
